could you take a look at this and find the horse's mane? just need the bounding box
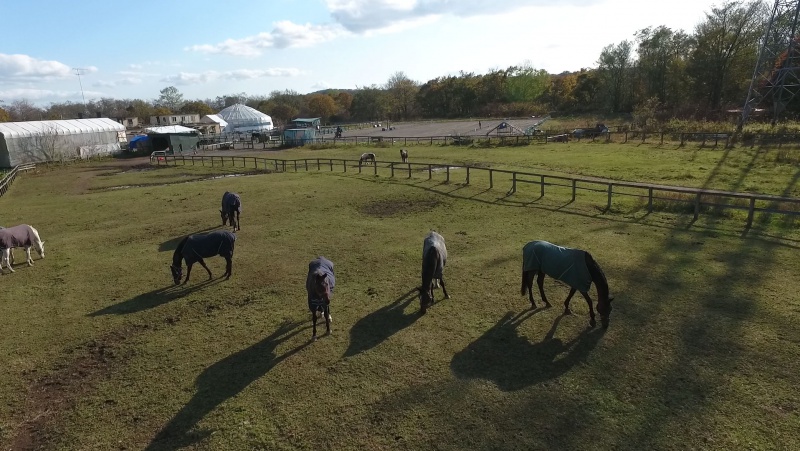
[585,252,609,302]
[172,236,189,267]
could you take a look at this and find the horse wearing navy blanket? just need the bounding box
[306,256,335,340]
[419,231,450,314]
[170,231,235,285]
[521,240,613,328]
[0,224,45,274]
[220,191,241,231]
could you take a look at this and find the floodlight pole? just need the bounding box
[73,68,88,112]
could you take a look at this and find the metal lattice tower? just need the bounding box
[740,0,800,128]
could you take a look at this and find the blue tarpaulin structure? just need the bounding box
[128,135,148,150]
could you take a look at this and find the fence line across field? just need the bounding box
[0,163,36,198]
[153,154,800,229]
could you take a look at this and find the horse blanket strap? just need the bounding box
[183,231,236,260]
[306,256,335,311]
[0,225,34,249]
[422,231,447,279]
[222,192,242,213]
[523,241,592,293]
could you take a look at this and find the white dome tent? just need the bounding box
[217,104,273,135]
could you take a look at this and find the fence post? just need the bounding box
[489,169,493,189]
[428,164,432,180]
[466,166,470,185]
[343,160,347,172]
[446,166,450,183]
[540,175,545,198]
[305,160,308,171]
[694,193,701,220]
[407,163,412,178]
[329,159,333,171]
[746,197,756,228]
[606,184,613,211]
[512,172,517,193]
[648,187,653,212]
[624,132,628,144]
[317,159,321,170]
[358,162,362,174]
[391,162,395,177]
[571,179,577,202]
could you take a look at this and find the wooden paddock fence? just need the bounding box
[153,154,800,228]
[0,163,36,198]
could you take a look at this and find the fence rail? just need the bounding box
[153,154,800,228]
[0,163,36,198]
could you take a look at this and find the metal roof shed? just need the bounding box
[0,118,126,167]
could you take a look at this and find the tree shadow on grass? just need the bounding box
[343,288,420,358]
[88,278,222,316]
[145,320,310,451]
[158,226,221,252]
[451,311,605,391]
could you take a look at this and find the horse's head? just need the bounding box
[170,264,183,285]
[220,209,228,226]
[312,271,331,304]
[596,295,614,329]
[35,240,45,258]
[418,285,434,314]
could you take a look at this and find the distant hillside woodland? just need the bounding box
[0,1,788,128]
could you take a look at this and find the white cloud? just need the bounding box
[0,88,105,101]
[0,53,74,79]
[92,77,142,88]
[161,68,305,85]
[311,81,332,90]
[186,21,347,56]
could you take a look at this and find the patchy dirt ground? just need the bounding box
[359,198,443,217]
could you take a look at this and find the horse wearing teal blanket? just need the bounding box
[521,240,613,328]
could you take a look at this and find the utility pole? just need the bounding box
[73,68,88,114]
[739,0,800,130]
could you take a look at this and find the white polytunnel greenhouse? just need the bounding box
[0,118,126,167]
[217,104,274,134]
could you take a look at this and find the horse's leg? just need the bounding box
[196,258,212,279]
[0,249,9,273]
[311,310,318,341]
[536,271,550,307]
[183,262,193,284]
[580,291,596,328]
[324,305,331,336]
[25,246,33,266]
[236,211,240,231]
[563,288,577,315]
[439,277,450,299]
[224,256,232,279]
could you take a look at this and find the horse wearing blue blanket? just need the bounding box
[306,256,335,340]
[220,191,241,231]
[521,240,613,328]
[170,230,235,285]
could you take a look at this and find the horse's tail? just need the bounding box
[521,267,527,296]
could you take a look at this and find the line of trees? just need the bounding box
[0,1,781,127]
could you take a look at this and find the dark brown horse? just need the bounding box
[306,256,335,340]
[521,240,613,328]
[419,231,449,314]
[400,148,408,163]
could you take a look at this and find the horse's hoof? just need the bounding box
[564,309,572,315]
[589,319,596,328]
[445,295,451,299]
[312,335,317,342]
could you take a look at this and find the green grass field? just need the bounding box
[1,142,799,450]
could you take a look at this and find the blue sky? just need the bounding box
[1,0,724,106]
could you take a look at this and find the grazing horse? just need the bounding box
[400,148,408,163]
[170,230,235,285]
[359,152,376,165]
[220,191,242,231]
[419,231,450,314]
[306,256,335,340]
[521,240,613,328]
[0,224,45,274]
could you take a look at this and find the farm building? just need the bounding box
[144,125,200,154]
[217,104,273,134]
[199,114,228,135]
[0,118,126,167]
[289,117,321,129]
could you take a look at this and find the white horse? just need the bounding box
[0,224,45,273]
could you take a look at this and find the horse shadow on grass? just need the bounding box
[343,288,420,358]
[158,226,220,252]
[88,278,222,316]
[450,311,605,391]
[145,320,310,451]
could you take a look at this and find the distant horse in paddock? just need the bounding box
[306,256,335,340]
[0,224,45,274]
[521,240,613,328]
[170,230,235,285]
[400,149,408,163]
[419,231,450,314]
[359,152,376,165]
[220,191,242,231]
